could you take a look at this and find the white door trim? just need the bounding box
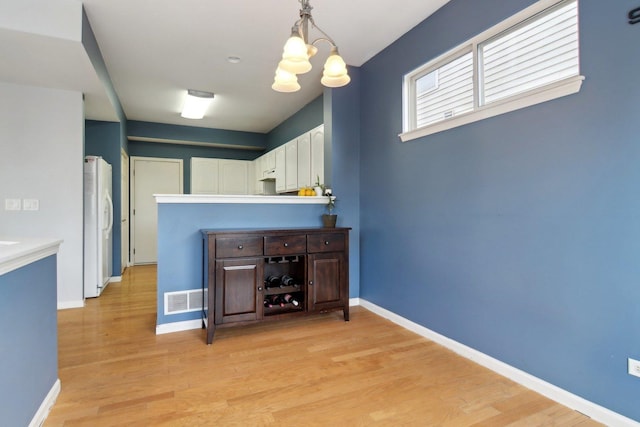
[120,149,130,272]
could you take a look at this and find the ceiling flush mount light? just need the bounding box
[181,89,214,119]
[272,0,350,93]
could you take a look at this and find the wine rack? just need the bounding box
[263,256,305,315]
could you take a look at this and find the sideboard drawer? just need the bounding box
[216,236,263,258]
[264,234,307,256]
[307,233,345,253]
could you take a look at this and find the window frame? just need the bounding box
[401,0,584,143]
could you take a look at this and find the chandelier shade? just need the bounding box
[272,0,350,93]
[271,68,301,93]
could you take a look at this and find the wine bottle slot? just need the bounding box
[282,293,300,307]
[265,275,282,288]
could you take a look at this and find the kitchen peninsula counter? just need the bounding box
[0,236,62,426]
[154,193,337,333]
[154,194,330,205]
[0,237,62,276]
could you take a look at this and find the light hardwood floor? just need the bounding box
[46,265,601,426]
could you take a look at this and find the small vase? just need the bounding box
[322,214,337,228]
[314,186,323,196]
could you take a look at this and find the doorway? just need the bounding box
[130,156,183,264]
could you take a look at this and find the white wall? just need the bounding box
[0,0,81,41]
[0,81,84,307]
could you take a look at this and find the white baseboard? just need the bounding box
[358,299,639,427]
[156,319,203,335]
[29,378,60,427]
[109,275,122,283]
[57,300,84,310]
[349,297,360,306]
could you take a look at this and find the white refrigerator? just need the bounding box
[84,156,113,298]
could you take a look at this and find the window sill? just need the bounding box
[399,75,585,143]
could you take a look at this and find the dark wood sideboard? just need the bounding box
[201,228,350,344]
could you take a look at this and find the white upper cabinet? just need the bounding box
[191,157,219,194]
[285,139,298,192]
[297,132,311,188]
[269,124,324,194]
[275,145,286,193]
[219,159,250,195]
[191,157,252,195]
[253,154,264,194]
[263,150,276,178]
[309,124,324,187]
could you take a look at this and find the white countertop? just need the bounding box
[154,194,330,204]
[0,237,63,276]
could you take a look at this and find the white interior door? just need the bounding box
[121,149,130,272]
[131,157,183,264]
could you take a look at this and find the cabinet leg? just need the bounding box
[343,306,350,321]
[206,324,216,345]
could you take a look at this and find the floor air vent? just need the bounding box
[164,289,207,315]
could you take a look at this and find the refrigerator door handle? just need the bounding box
[105,192,114,235]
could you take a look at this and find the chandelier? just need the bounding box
[272,0,351,93]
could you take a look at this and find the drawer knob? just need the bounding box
[283,242,289,247]
[238,245,243,250]
[258,286,263,291]
[309,280,313,286]
[324,241,330,245]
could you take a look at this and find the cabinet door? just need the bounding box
[215,258,263,324]
[297,132,311,188]
[285,140,298,191]
[264,150,276,172]
[308,252,346,312]
[253,155,264,195]
[191,157,219,194]
[310,125,324,187]
[275,146,286,193]
[219,159,249,195]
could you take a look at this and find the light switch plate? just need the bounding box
[5,199,21,211]
[23,199,39,211]
[629,358,640,378]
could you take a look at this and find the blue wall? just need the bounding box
[359,0,640,421]
[127,120,267,151]
[0,256,58,426]
[325,68,362,300]
[266,95,324,151]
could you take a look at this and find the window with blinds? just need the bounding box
[401,0,583,142]
[479,1,579,105]
[416,52,474,128]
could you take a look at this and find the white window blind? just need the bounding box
[415,52,474,128]
[480,1,579,105]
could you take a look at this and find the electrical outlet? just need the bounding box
[628,358,640,378]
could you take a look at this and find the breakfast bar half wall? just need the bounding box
[154,194,357,335]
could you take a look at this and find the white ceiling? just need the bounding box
[2,0,450,134]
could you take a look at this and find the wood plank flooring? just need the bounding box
[46,265,601,426]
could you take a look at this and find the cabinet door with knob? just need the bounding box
[307,252,347,315]
[215,257,264,325]
[307,231,349,319]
